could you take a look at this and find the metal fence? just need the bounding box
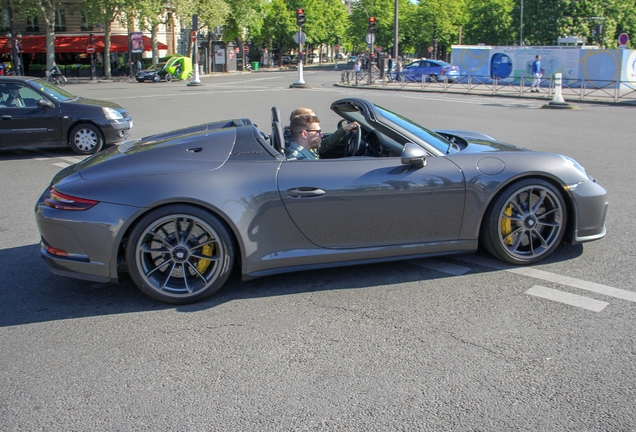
[339,71,636,104]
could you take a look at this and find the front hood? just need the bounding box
[65,97,125,109]
[74,124,237,182]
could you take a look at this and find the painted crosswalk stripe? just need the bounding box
[526,285,609,312]
[53,162,71,168]
[408,259,471,276]
[455,254,636,303]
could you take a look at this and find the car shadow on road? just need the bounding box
[0,242,584,327]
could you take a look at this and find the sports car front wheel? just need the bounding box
[481,179,567,265]
[126,205,234,304]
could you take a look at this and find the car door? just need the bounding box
[0,83,62,145]
[277,156,465,249]
[420,61,438,79]
[402,61,422,81]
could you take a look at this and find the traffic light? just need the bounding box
[368,16,376,34]
[296,9,305,26]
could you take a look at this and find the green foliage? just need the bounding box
[463,0,515,45]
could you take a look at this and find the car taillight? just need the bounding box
[43,187,98,210]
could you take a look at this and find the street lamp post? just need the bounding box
[519,0,524,46]
[394,0,399,58]
[6,31,22,76]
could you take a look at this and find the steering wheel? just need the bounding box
[344,126,362,157]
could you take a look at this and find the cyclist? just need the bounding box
[49,61,63,83]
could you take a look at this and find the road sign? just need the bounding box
[191,31,197,42]
[86,45,95,54]
[365,33,376,45]
[235,47,239,53]
[243,45,249,53]
[334,45,340,51]
[618,33,629,46]
[376,46,382,52]
[294,32,306,45]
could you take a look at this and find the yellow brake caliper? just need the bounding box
[501,204,514,245]
[196,244,214,273]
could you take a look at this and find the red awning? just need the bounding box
[0,35,167,54]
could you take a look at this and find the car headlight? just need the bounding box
[560,155,593,189]
[103,107,124,120]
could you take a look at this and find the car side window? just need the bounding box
[14,86,41,107]
[0,83,27,108]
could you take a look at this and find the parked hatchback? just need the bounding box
[399,59,461,82]
[0,76,132,154]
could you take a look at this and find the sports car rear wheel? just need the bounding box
[481,179,566,265]
[126,205,234,304]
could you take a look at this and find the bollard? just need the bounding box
[544,72,579,109]
[552,73,566,104]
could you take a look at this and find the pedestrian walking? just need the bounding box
[531,55,542,92]
[386,54,393,82]
[394,56,403,82]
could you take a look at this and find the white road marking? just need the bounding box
[526,285,609,312]
[409,258,471,276]
[456,254,636,303]
[53,162,71,168]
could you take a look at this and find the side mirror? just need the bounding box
[401,142,427,168]
[37,99,55,109]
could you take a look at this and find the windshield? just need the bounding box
[28,78,77,102]
[150,63,166,70]
[375,105,456,154]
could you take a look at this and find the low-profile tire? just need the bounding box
[69,123,103,155]
[480,178,567,265]
[126,205,235,304]
[153,74,161,82]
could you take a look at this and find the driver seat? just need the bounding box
[271,107,285,156]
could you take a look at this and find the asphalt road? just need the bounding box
[1,69,634,430]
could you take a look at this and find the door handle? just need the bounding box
[287,187,326,198]
[2,115,12,120]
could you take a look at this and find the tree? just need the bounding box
[258,0,296,66]
[412,0,468,59]
[463,0,515,45]
[81,0,132,79]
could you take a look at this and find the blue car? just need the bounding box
[399,59,460,83]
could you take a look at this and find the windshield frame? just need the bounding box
[373,104,457,155]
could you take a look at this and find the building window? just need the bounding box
[26,16,39,32]
[54,8,66,31]
[80,11,92,31]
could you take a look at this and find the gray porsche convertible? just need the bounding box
[35,98,608,304]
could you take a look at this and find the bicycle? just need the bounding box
[48,73,67,87]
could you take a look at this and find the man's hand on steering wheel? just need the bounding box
[341,121,360,132]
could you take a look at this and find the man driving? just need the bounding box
[285,114,326,160]
[5,84,25,107]
[287,108,360,159]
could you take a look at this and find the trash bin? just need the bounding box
[251,62,259,71]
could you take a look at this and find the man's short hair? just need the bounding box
[290,114,320,139]
[289,107,314,122]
